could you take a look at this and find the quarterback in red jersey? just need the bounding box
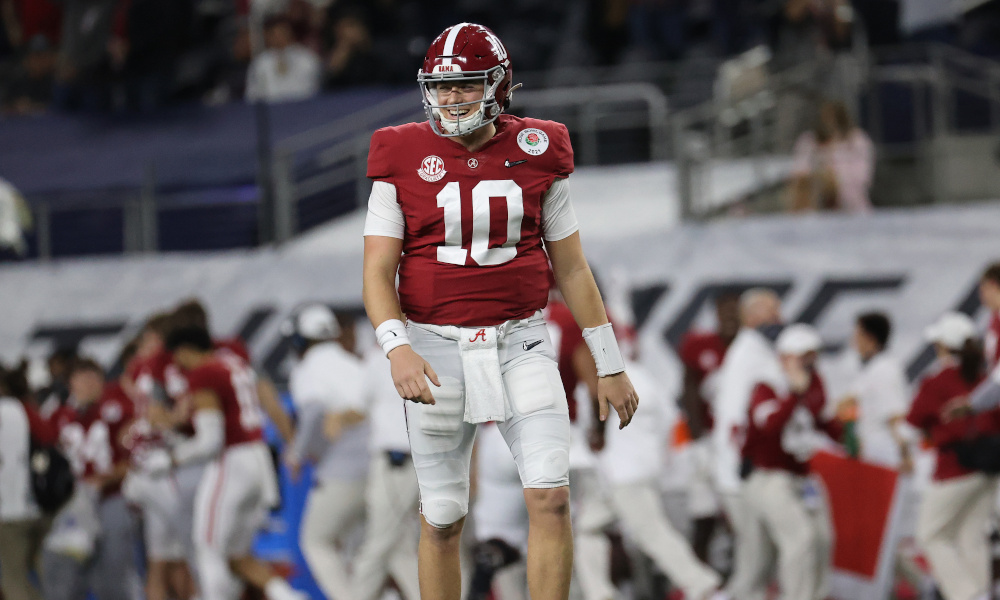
[135,326,304,600]
[362,22,638,600]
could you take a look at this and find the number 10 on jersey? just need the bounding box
[436,180,524,267]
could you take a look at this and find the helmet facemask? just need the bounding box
[418,65,506,137]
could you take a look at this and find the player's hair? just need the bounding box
[70,357,105,377]
[0,360,30,400]
[144,311,172,338]
[958,338,986,385]
[165,326,214,353]
[856,312,891,350]
[47,346,78,367]
[172,299,209,331]
[982,262,1000,286]
[117,337,141,369]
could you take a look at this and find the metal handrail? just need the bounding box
[270,82,671,243]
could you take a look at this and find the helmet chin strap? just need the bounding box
[436,103,484,135]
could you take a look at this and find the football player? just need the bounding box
[677,292,740,562]
[742,325,838,600]
[362,22,638,600]
[42,358,139,600]
[283,305,371,600]
[138,325,305,600]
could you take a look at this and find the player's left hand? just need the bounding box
[597,372,638,429]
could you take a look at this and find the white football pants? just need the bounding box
[609,481,721,600]
[721,489,774,600]
[916,472,996,600]
[351,453,421,600]
[300,478,366,600]
[743,470,832,600]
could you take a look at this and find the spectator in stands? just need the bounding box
[52,0,122,112]
[322,8,378,88]
[0,0,61,53]
[626,0,690,61]
[116,0,191,112]
[245,14,321,103]
[769,0,854,66]
[788,99,875,214]
[906,313,991,600]
[204,20,253,105]
[0,361,57,600]
[2,34,56,115]
[0,176,31,260]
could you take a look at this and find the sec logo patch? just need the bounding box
[418,155,447,182]
[517,128,549,156]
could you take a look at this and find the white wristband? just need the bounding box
[583,323,626,377]
[376,319,410,357]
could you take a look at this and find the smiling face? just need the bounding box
[434,80,485,121]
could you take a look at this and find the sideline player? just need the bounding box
[712,289,784,600]
[43,358,139,600]
[677,292,740,562]
[352,346,422,600]
[742,325,837,600]
[362,22,638,600]
[137,326,305,600]
[283,305,371,600]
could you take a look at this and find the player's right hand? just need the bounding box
[388,345,440,404]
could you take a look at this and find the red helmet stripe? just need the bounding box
[440,22,470,65]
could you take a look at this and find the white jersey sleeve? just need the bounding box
[541,178,579,242]
[363,181,405,239]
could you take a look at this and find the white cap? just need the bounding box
[289,304,340,341]
[924,312,976,350]
[776,323,822,355]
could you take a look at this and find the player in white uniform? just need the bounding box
[599,358,725,600]
[351,348,421,600]
[283,305,370,600]
[712,289,785,600]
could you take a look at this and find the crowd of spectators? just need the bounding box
[0,0,998,115]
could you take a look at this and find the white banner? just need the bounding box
[2,203,998,391]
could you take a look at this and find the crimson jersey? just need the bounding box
[906,365,984,481]
[51,383,135,492]
[186,354,264,448]
[544,300,585,421]
[367,115,575,326]
[678,331,729,429]
[742,375,838,475]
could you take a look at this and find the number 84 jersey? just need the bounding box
[365,114,577,327]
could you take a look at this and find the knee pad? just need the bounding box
[422,497,468,528]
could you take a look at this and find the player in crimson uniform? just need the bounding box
[136,326,305,600]
[741,325,839,600]
[363,22,638,600]
[42,358,139,600]
[906,313,991,600]
[677,292,740,561]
